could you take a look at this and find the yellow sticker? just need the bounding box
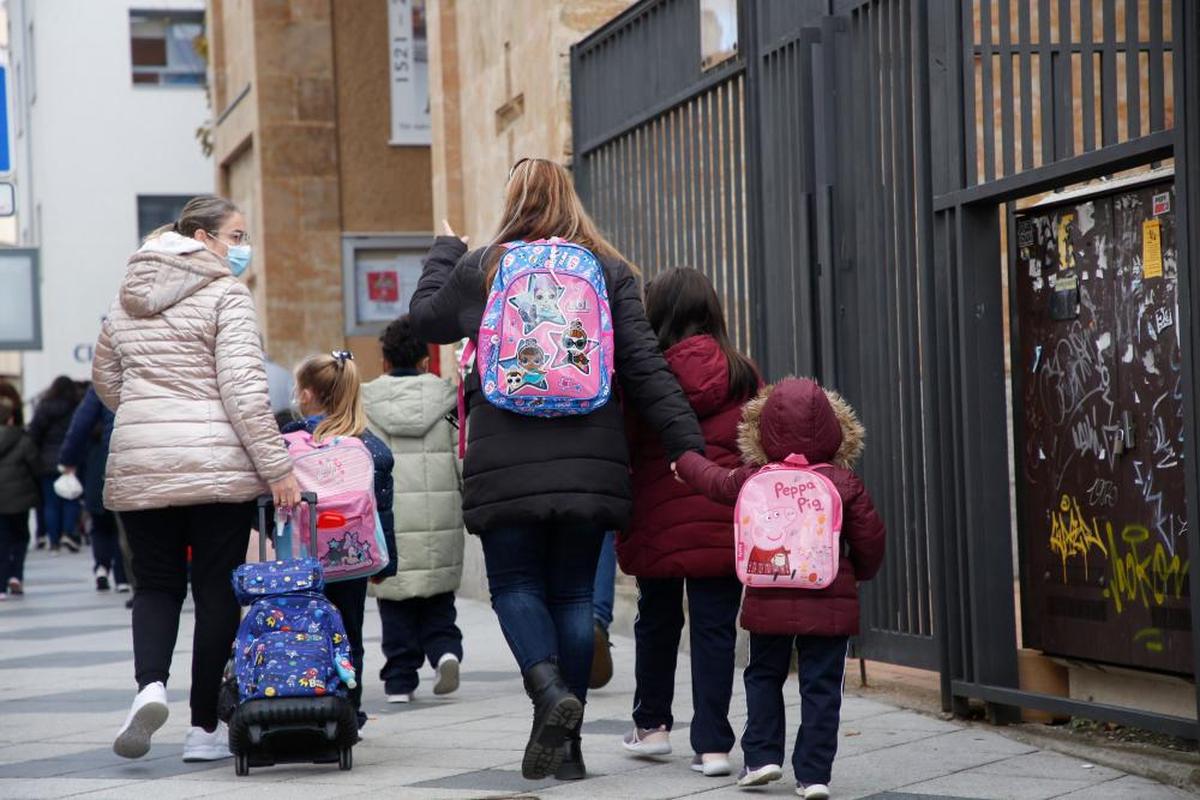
[1143,219,1163,279]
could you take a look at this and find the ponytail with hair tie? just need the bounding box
[296,351,366,442]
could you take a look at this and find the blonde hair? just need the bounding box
[294,352,367,443]
[483,158,636,289]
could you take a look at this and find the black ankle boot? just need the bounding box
[521,661,583,780]
[554,733,586,780]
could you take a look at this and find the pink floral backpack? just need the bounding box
[283,431,389,583]
[734,454,844,589]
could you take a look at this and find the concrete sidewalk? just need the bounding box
[0,549,1191,800]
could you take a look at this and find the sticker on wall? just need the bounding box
[1143,219,1163,279]
[1050,272,1080,321]
[1153,192,1171,216]
[1018,219,1035,248]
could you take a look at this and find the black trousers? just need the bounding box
[742,633,849,786]
[323,577,368,726]
[632,575,743,754]
[0,512,30,586]
[377,591,464,695]
[122,501,253,731]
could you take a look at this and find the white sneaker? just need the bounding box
[690,752,732,776]
[433,653,460,695]
[737,764,783,787]
[116,582,132,593]
[621,725,671,756]
[798,784,830,800]
[95,566,110,591]
[386,693,413,703]
[182,722,233,762]
[113,682,169,759]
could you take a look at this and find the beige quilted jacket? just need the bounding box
[92,233,292,511]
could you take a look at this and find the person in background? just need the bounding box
[94,194,300,763]
[589,533,616,690]
[287,350,397,731]
[0,397,39,599]
[28,375,84,554]
[0,380,24,426]
[59,384,129,593]
[617,267,760,778]
[363,315,465,704]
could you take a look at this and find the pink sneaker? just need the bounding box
[621,724,671,755]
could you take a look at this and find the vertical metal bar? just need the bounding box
[1101,0,1119,145]
[1055,0,1075,159]
[1126,0,1142,139]
[740,0,769,370]
[1080,0,1097,151]
[998,0,1016,176]
[1148,0,1165,131]
[961,0,978,185]
[980,0,997,180]
[1039,0,1055,164]
[1170,0,1200,736]
[1018,1,1035,170]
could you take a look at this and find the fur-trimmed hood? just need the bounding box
[737,377,865,468]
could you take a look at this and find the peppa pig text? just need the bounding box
[775,480,825,512]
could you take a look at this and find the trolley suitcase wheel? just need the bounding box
[338,746,352,771]
[235,751,250,777]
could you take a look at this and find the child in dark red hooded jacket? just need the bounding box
[675,377,886,800]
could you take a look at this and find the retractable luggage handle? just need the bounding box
[256,492,319,561]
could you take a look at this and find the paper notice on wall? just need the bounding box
[388,0,431,145]
[1143,219,1163,279]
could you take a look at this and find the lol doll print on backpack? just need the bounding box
[466,238,615,416]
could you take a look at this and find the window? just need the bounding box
[700,0,738,71]
[136,195,193,240]
[130,11,206,86]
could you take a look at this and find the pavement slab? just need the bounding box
[0,548,1190,799]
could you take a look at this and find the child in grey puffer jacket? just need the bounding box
[363,316,464,702]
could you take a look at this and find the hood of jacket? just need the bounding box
[664,335,734,418]
[362,373,456,438]
[120,232,231,318]
[0,426,22,459]
[738,377,865,468]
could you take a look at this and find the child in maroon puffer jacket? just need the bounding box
[675,377,886,800]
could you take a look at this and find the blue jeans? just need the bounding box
[41,476,81,548]
[481,526,606,703]
[91,512,128,584]
[593,531,616,630]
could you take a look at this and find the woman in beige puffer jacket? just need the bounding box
[93,195,300,764]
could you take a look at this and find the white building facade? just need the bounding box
[6,0,211,400]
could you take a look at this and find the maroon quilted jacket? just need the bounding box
[618,335,755,578]
[676,378,886,636]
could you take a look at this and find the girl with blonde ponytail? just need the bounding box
[288,350,397,732]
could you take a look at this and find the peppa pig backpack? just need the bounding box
[734,454,844,589]
[283,430,389,583]
[457,238,615,456]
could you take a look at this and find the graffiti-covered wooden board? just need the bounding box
[1014,179,1191,675]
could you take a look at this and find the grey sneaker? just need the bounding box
[621,725,671,755]
[434,654,460,695]
[797,784,831,799]
[737,764,783,787]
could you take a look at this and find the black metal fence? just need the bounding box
[572,0,1200,737]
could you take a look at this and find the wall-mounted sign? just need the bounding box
[342,235,433,336]
[0,249,41,349]
[0,65,11,174]
[0,183,14,217]
[388,0,431,146]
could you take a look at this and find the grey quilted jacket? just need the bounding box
[363,372,464,601]
[92,233,292,512]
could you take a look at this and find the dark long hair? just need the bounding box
[644,267,759,401]
[42,375,78,405]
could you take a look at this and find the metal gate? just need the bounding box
[572,0,1200,735]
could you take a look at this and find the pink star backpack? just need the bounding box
[457,238,616,456]
[734,454,844,589]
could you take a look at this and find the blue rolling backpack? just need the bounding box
[220,494,360,776]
